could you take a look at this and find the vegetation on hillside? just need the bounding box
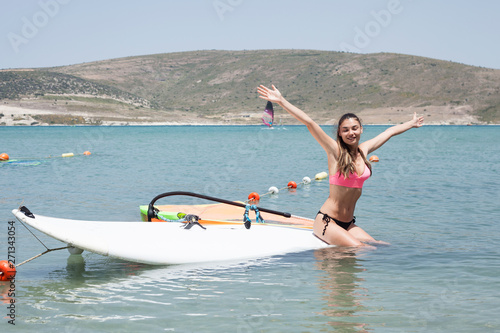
[1,50,499,124]
[0,70,149,107]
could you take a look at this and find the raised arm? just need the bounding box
[257,85,337,156]
[360,113,424,154]
[258,85,334,152]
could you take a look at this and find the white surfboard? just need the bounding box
[12,207,329,265]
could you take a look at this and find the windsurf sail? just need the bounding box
[261,101,274,127]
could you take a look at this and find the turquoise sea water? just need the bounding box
[1,125,499,332]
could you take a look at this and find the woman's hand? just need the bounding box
[361,112,424,154]
[257,85,283,104]
[410,112,424,128]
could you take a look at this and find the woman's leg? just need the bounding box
[313,214,365,247]
[347,224,390,245]
[347,224,375,242]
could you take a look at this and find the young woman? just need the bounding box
[257,84,424,247]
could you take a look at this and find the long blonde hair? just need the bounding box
[335,113,372,178]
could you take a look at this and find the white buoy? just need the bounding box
[268,186,279,194]
[302,176,311,184]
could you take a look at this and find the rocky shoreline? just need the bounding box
[0,103,487,126]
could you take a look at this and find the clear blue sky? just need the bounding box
[1,0,499,69]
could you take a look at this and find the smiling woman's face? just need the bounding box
[338,118,363,147]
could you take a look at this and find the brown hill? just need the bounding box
[1,50,499,125]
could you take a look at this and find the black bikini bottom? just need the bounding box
[317,211,356,235]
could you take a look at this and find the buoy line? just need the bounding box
[246,171,329,203]
[246,155,379,203]
[0,151,91,161]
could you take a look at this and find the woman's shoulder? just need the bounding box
[358,142,370,155]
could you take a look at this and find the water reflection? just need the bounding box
[0,281,14,304]
[63,254,149,283]
[314,247,370,332]
[65,255,87,282]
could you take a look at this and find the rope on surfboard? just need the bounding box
[151,200,265,230]
[16,246,70,268]
[147,191,291,220]
[14,205,70,268]
[147,191,293,231]
[243,204,265,229]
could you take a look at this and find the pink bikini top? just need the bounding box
[329,165,371,188]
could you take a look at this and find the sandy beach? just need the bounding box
[0,103,207,126]
[0,101,484,126]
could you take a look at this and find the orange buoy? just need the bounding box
[287,181,297,189]
[248,192,260,201]
[0,260,16,281]
[83,151,91,156]
[369,155,379,162]
[0,153,9,161]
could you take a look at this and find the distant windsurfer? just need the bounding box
[258,84,424,247]
[261,101,274,127]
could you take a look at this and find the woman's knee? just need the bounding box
[314,222,364,247]
[347,225,375,242]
